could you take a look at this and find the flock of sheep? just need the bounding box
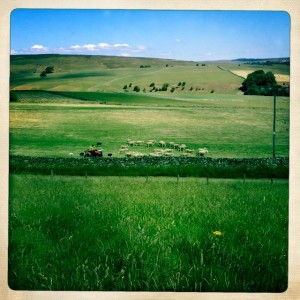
[118,139,208,158]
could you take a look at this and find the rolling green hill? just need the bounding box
[10,55,289,94]
[9,54,246,94]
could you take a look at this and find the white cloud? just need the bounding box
[31,45,49,52]
[98,43,111,49]
[13,42,147,56]
[175,38,181,43]
[70,45,82,49]
[113,43,130,48]
[83,44,97,51]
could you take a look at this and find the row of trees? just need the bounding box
[123,81,213,93]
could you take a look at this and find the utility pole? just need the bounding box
[272,90,277,159]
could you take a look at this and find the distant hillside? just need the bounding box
[233,57,290,65]
[10,54,197,74]
[10,54,289,94]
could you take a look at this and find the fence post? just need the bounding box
[243,174,246,183]
[206,176,209,184]
[177,174,179,182]
[51,169,54,177]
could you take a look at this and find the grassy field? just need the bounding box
[9,174,288,292]
[9,55,290,159]
[9,91,289,158]
[8,55,290,293]
[11,55,288,94]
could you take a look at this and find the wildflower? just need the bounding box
[213,231,222,236]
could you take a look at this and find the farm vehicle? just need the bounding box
[80,149,103,157]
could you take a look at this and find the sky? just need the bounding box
[10,9,290,61]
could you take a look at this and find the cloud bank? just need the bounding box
[11,42,147,56]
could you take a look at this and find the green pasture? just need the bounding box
[9,174,288,291]
[10,55,289,95]
[11,65,243,94]
[9,91,289,158]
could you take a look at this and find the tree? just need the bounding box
[10,90,18,102]
[40,70,47,77]
[240,70,278,95]
[133,86,140,92]
[45,66,54,73]
[161,83,169,91]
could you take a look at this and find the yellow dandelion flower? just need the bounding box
[213,231,222,236]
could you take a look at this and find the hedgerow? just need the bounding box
[9,155,288,178]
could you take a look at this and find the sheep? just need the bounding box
[185,149,194,154]
[149,152,161,157]
[135,140,144,146]
[128,140,136,146]
[119,148,128,155]
[164,148,174,153]
[167,142,175,147]
[96,142,102,147]
[158,140,166,148]
[125,152,133,158]
[125,151,144,158]
[179,144,187,151]
[180,152,193,157]
[146,141,155,147]
[173,143,179,150]
[68,152,74,156]
[197,148,208,157]
[132,152,144,158]
[163,152,174,157]
[154,148,162,153]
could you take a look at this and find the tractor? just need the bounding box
[80,149,103,157]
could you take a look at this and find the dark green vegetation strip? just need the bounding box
[10,155,289,178]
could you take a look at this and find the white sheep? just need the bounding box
[149,153,161,157]
[179,144,187,151]
[185,149,194,154]
[146,141,155,147]
[158,140,166,148]
[197,148,208,157]
[180,152,193,157]
[128,140,136,146]
[119,148,128,154]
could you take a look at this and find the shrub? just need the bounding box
[10,91,18,102]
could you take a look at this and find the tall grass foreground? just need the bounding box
[9,174,288,292]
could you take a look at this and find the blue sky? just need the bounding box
[10,9,290,61]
